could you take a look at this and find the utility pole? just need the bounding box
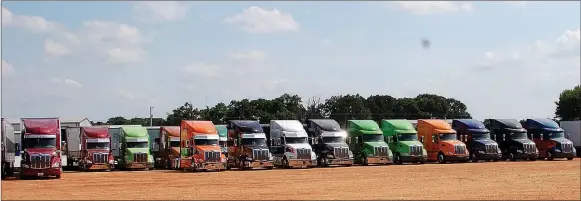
[149,106,154,126]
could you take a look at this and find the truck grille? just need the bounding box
[296,148,311,160]
[454,144,466,155]
[133,153,147,163]
[93,153,109,164]
[334,147,349,159]
[252,149,269,161]
[204,151,220,163]
[410,145,423,156]
[561,143,574,153]
[30,154,51,169]
[485,144,498,154]
[523,143,535,154]
[374,147,389,157]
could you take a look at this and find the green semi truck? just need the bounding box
[118,126,153,170]
[347,120,392,165]
[381,119,427,164]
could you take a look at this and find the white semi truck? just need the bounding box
[269,120,317,168]
[560,121,580,157]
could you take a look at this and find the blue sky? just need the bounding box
[1,1,579,122]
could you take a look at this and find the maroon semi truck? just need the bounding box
[19,118,62,179]
[79,126,115,171]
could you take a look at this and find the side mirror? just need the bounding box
[502,134,506,141]
[567,133,571,139]
[15,143,20,156]
[355,137,359,143]
[420,136,424,143]
[540,135,544,140]
[234,139,238,146]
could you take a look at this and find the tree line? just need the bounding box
[97,93,473,128]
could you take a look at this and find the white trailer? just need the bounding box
[560,121,580,157]
[2,118,17,179]
[61,127,82,168]
[269,120,317,168]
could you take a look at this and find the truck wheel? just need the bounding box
[282,157,289,169]
[55,174,61,179]
[470,153,478,163]
[395,153,402,165]
[266,166,274,170]
[509,153,516,161]
[437,152,446,164]
[546,151,554,161]
[567,157,574,160]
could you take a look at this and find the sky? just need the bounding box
[1,1,579,122]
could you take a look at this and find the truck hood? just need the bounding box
[170,147,180,156]
[398,141,423,147]
[24,148,56,155]
[242,144,269,150]
[512,139,534,144]
[127,148,149,154]
[550,137,572,144]
[196,145,221,152]
[473,139,498,145]
[364,141,388,147]
[87,149,110,154]
[441,140,465,146]
[325,143,349,149]
[287,143,312,150]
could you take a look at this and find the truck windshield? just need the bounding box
[546,131,565,139]
[195,139,219,146]
[322,137,344,143]
[169,141,180,147]
[362,134,383,142]
[219,141,227,148]
[510,132,528,140]
[241,138,267,146]
[472,132,491,140]
[286,137,307,144]
[439,133,457,141]
[87,142,109,149]
[23,138,56,149]
[397,134,418,141]
[127,142,148,148]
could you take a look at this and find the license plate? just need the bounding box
[37,173,44,176]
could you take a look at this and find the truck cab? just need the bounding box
[418,119,469,164]
[19,118,62,179]
[120,126,153,170]
[452,119,501,162]
[347,120,392,165]
[155,126,180,169]
[484,119,538,161]
[80,126,114,171]
[179,120,226,171]
[381,119,427,164]
[215,125,228,156]
[269,120,317,168]
[523,118,575,160]
[226,120,273,170]
[305,119,353,167]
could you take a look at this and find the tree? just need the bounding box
[366,95,396,121]
[305,96,326,119]
[323,94,372,127]
[106,116,128,125]
[555,85,581,121]
[165,102,204,126]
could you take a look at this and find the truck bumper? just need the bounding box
[476,153,502,160]
[21,167,61,177]
[400,155,427,162]
[86,163,113,170]
[552,152,576,158]
[366,156,392,165]
[245,161,274,169]
[288,159,313,168]
[514,152,538,159]
[194,162,226,171]
[126,163,152,169]
[444,155,469,161]
[328,158,354,165]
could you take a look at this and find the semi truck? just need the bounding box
[417,119,469,164]
[154,126,181,169]
[452,119,501,162]
[522,118,575,160]
[226,120,274,170]
[178,120,226,171]
[61,126,81,169]
[381,119,427,164]
[118,126,153,170]
[78,126,115,171]
[560,121,580,157]
[19,118,62,179]
[269,120,317,168]
[2,118,17,179]
[215,125,228,156]
[484,119,538,161]
[305,119,353,167]
[347,120,392,165]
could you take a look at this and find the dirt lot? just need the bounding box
[2,159,580,200]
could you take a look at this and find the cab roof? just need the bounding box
[215,125,228,137]
[82,126,109,138]
[348,120,381,132]
[488,119,523,129]
[308,119,341,131]
[181,120,217,134]
[121,126,148,137]
[418,119,452,130]
[525,118,562,131]
[22,118,60,134]
[161,126,180,137]
[229,120,263,133]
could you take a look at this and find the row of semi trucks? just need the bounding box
[1,117,578,179]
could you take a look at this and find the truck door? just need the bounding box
[428,134,439,160]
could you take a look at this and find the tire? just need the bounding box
[509,153,516,161]
[395,153,403,165]
[282,157,289,169]
[419,160,425,164]
[470,153,478,163]
[546,151,554,161]
[492,158,499,162]
[567,157,574,160]
[55,174,61,179]
[437,152,446,164]
[266,166,274,170]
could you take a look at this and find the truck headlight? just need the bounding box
[246,157,253,161]
[109,160,114,164]
[497,148,502,153]
[221,157,227,163]
[348,150,353,157]
[517,150,523,153]
[22,164,30,168]
[268,152,273,160]
[51,152,57,156]
[555,149,562,153]
[478,151,485,154]
[86,160,92,164]
[52,162,60,168]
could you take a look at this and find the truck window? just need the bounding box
[126,142,148,148]
[361,134,383,142]
[472,132,491,140]
[510,132,528,140]
[439,133,457,141]
[194,139,219,146]
[86,142,109,149]
[169,140,180,147]
[219,140,228,147]
[285,137,307,144]
[397,134,418,141]
[432,134,438,143]
[23,138,56,149]
[322,137,344,143]
[545,131,565,139]
[241,138,267,146]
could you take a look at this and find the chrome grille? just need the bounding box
[562,143,573,153]
[296,148,311,160]
[410,145,423,156]
[454,144,466,155]
[92,153,108,164]
[204,151,220,162]
[523,144,535,154]
[374,147,389,157]
[485,144,498,154]
[334,147,349,159]
[252,149,269,161]
[133,152,147,163]
[30,154,51,169]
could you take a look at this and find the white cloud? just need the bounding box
[1,60,15,77]
[388,1,473,15]
[132,1,188,23]
[49,77,83,89]
[106,48,146,64]
[230,51,267,61]
[44,39,71,56]
[225,6,299,34]
[182,62,222,77]
[1,7,61,33]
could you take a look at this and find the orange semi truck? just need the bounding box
[155,126,181,169]
[418,119,469,163]
[178,120,226,171]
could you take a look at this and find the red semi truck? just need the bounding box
[79,126,115,171]
[19,118,62,179]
